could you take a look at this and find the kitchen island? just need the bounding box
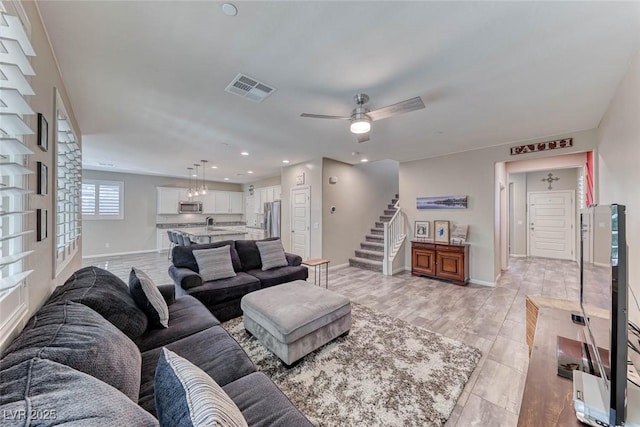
[173,227,247,244]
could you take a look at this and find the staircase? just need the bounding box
[348,194,399,272]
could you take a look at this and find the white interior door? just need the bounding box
[290,187,310,260]
[528,190,575,260]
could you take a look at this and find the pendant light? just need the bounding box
[187,167,194,198]
[200,160,208,195]
[193,163,200,196]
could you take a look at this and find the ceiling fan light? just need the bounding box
[350,117,371,134]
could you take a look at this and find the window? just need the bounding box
[81,180,124,220]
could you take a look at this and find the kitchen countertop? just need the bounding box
[156,221,244,229]
[173,227,248,238]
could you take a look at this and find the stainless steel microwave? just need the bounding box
[178,201,202,214]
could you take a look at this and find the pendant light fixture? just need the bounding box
[200,160,208,195]
[193,163,200,196]
[187,167,194,198]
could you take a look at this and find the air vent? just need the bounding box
[225,73,276,103]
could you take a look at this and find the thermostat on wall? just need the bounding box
[329,176,338,184]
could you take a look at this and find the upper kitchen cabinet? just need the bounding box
[229,192,243,213]
[157,187,188,214]
[201,192,216,214]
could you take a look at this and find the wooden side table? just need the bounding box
[302,258,330,288]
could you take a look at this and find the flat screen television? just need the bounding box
[577,204,628,426]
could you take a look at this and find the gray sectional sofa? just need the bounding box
[169,238,309,321]
[0,266,312,426]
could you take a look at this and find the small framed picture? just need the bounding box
[37,113,48,152]
[414,221,430,239]
[37,161,48,195]
[434,220,450,243]
[37,209,48,241]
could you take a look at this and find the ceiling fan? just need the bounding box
[300,93,425,143]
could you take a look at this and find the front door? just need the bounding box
[290,187,310,259]
[528,190,574,260]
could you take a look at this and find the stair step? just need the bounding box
[355,249,384,261]
[361,241,384,251]
[365,234,383,243]
[387,204,397,210]
[370,228,383,235]
[349,257,383,272]
[379,215,392,222]
[375,221,384,228]
[391,198,398,204]
[384,209,396,216]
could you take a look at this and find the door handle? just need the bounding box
[291,230,295,233]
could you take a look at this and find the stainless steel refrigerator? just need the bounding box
[264,200,281,238]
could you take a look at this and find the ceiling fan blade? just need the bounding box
[356,133,370,143]
[300,113,350,120]
[367,96,425,121]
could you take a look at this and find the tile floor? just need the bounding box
[84,252,581,426]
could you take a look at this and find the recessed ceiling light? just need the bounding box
[211,165,218,169]
[221,3,238,17]
[282,160,290,164]
[247,170,253,174]
[224,177,230,181]
[241,151,249,156]
[192,174,197,177]
[361,158,368,163]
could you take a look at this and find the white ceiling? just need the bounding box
[37,1,640,183]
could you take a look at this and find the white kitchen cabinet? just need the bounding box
[214,191,230,213]
[253,190,262,214]
[264,187,273,203]
[157,187,184,214]
[201,192,216,214]
[274,185,281,200]
[156,229,171,251]
[229,192,243,213]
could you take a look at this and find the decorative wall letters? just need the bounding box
[510,138,573,156]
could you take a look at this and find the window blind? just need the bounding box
[81,180,123,220]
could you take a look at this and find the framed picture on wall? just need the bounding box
[434,220,450,243]
[37,113,48,152]
[414,221,430,239]
[37,162,48,195]
[37,209,48,241]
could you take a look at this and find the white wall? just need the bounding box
[82,170,241,257]
[1,1,82,349]
[322,159,399,266]
[509,173,527,256]
[596,49,640,324]
[400,129,598,285]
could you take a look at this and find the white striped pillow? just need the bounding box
[192,246,237,282]
[256,239,288,271]
[129,268,169,328]
[155,348,248,427]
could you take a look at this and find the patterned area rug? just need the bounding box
[224,303,482,426]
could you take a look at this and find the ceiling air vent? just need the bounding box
[225,73,276,103]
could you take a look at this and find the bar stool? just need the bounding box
[176,232,185,246]
[166,230,176,259]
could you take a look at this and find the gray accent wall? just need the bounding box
[82,170,241,257]
[399,129,598,286]
[322,159,399,267]
[597,48,639,325]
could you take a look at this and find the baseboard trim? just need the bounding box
[469,278,496,287]
[328,263,349,271]
[82,249,159,259]
[510,254,527,258]
[392,266,408,275]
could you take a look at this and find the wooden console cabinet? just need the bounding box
[411,240,469,285]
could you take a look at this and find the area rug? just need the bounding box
[224,303,482,426]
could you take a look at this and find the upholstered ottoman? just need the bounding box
[240,280,351,366]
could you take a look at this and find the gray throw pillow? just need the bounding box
[129,268,169,328]
[1,301,142,402]
[155,348,248,427]
[0,358,158,426]
[256,239,288,271]
[192,246,237,282]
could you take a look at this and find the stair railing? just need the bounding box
[383,199,406,275]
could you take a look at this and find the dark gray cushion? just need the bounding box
[168,265,203,290]
[247,266,309,289]
[256,239,288,271]
[172,241,242,273]
[134,295,220,353]
[1,301,142,402]
[0,358,158,426]
[129,268,169,329]
[235,238,279,271]
[46,266,148,339]
[154,348,248,427]
[193,246,237,281]
[223,372,312,427]
[186,272,260,306]
[139,326,256,416]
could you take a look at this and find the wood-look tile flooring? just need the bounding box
[84,253,580,426]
